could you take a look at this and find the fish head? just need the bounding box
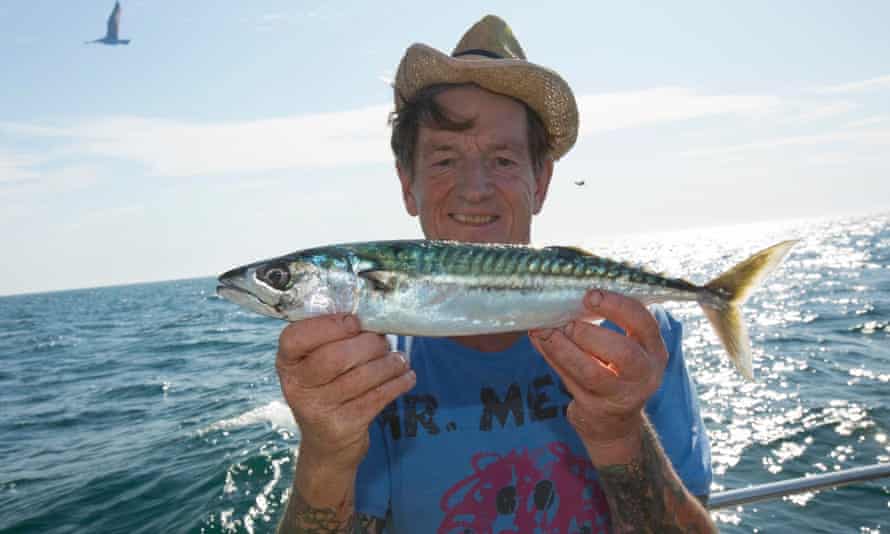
[216,250,357,321]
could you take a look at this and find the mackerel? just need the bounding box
[217,239,798,379]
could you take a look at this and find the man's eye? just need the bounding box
[433,158,454,167]
[496,157,516,167]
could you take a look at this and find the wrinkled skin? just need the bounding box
[276,314,415,470]
[398,85,552,246]
[276,313,415,529]
[529,290,667,459]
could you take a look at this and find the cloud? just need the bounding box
[0,123,71,137]
[0,82,881,184]
[570,83,888,161]
[577,87,781,135]
[812,74,890,95]
[3,105,393,177]
[680,129,890,157]
[0,163,101,197]
[0,151,41,184]
[777,100,857,124]
[0,142,104,197]
[378,71,394,87]
[845,116,889,128]
[62,204,146,232]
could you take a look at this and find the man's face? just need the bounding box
[398,85,553,244]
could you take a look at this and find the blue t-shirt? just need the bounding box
[355,307,712,533]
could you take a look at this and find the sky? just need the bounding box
[1,0,889,296]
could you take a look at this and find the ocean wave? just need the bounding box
[199,400,298,436]
[4,214,890,533]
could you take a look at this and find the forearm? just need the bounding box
[277,450,380,534]
[586,416,717,534]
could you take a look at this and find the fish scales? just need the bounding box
[377,242,673,319]
[217,239,799,380]
[429,243,446,275]
[371,242,675,296]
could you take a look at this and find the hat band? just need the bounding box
[452,49,504,59]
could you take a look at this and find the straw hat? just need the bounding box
[393,15,579,161]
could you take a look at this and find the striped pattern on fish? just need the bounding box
[217,239,798,380]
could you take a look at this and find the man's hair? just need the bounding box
[389,83,553,178]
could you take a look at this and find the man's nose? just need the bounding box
[458,159,494,202]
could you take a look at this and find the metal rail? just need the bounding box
[708,463,890,510]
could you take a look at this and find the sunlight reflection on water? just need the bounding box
[591,213,890,531]
[4,214,887,534]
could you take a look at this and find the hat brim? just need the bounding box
[394,44,578,161]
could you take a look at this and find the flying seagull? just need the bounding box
[85,1,131,45]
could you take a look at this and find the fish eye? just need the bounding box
[258,265,291,290]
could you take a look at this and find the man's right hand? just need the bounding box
[276,313,416,475]
[275,314,410,531]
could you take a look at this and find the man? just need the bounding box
[275,15,716,533]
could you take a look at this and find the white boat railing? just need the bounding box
[707,462,890,509]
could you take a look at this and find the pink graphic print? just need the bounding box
[438,442,611,534]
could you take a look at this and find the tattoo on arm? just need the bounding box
[355,514,386,534]
[596,421,717,534]
[276,490,386,534]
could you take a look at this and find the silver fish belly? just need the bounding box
[217,239,797,379]
[347,244,699,336]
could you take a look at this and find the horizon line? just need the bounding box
[3,209,886,299]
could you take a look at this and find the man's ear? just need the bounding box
[532,158,554,215]
[397,162,419,216]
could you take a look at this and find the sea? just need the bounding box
[1,213,888,534]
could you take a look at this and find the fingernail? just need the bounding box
[396,352,408,366]
[587,290,603,308]
[532,328,555,341]
[341,314,360,333]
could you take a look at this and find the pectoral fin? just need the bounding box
[358,270,400,293]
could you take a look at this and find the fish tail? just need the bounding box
[699,240,799,380]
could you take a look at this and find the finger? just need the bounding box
[530,333,589,399]
[277,314,361,366]
[530,329,621,398]
[584,290,668,366]
[322,351,410,404]
[563,321,650,380]
[340,367,417,424]
[297,333,391,387]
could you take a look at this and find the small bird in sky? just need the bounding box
[573,179,586,186]
[85,1,131,45]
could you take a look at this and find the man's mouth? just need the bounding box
[450,213,499,226]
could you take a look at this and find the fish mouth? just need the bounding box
[216,266,284,319]
[449,213,499,226]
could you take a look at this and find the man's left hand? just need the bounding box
[529,289,668,464]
